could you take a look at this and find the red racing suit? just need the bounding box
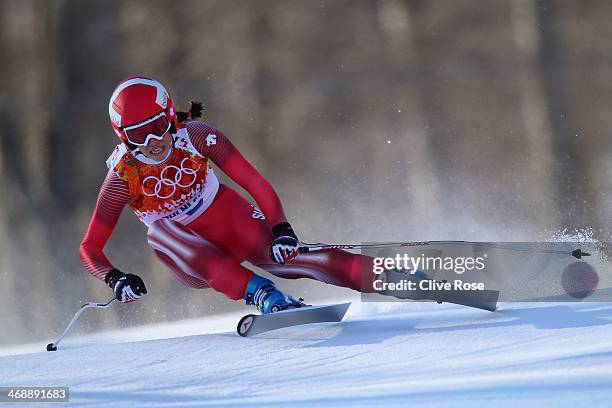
[79,121,374,300]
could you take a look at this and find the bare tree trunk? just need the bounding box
[509,0,557,230]
[0,0,59,338]
[535,0,597,232]
[377,0,442,232]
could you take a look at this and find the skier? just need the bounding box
[79,76,378,314]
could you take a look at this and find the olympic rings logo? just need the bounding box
[142,158,201,199]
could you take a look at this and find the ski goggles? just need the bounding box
[123,111,171,146]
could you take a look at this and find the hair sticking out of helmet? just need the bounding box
[109,76,177,149]
[176,101,204,124]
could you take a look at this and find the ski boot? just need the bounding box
[243,275,305,314]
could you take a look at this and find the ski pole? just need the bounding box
[298,241,591,259]
[46,297,117,351]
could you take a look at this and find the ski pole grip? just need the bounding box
[298,244,328,253]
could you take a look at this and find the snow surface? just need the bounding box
[1,299,612,407]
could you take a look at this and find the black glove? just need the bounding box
[105,269,148,303]
[269,222,300,264]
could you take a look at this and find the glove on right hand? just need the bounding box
[105,269,148,303]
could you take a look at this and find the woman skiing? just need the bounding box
[79,76,376,313]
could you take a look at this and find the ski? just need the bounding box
[425,288,499,312]
[237,302,351,337]
[375,269,499,312]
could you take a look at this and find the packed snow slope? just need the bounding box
[1,299,612,407]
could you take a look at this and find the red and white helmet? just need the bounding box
[108,76,177,147]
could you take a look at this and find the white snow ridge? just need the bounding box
[1,300,612,407]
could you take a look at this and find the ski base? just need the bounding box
[237,302,351,337]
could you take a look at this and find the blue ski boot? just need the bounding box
[243,275,304,314]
